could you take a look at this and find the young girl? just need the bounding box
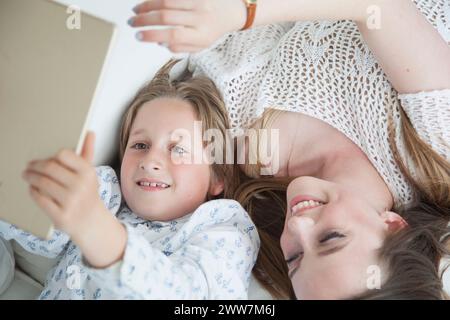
[0,60,259,299]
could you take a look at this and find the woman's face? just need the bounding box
[280,176,406,299]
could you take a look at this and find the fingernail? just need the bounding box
[127,17,134,26]
[136,32,143,41]
[132,5,140,14]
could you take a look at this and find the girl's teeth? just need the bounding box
[139,182,169,188]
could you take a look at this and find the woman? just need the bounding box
[128,0,450,299]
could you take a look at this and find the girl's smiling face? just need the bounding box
[120,97,223,221]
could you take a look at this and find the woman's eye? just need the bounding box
[319,231,346,244]
[131,143,148,150]
[285,252,303,266]
[171,145,188,156]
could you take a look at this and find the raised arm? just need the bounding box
[130,0,450,93]
[20,134,126,266]
[260,0,450,93]
[130,0,370,51]
[354,0,450,94]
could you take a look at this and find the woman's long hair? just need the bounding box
[234,174,295,299]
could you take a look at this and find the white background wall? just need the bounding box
[56,0,176,165]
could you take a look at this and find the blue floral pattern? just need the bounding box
[0,166,259,299]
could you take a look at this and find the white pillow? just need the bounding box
[10,240,58,286]
[0,269,43,300]
[248,275,274,300]
[0,238,14,295]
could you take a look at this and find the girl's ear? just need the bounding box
[209,174,224,196]
[381,211,409,234]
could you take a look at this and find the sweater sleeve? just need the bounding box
[397,1,450,160]
[398,89,450,161]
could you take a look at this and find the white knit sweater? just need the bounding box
[188,0,450,207]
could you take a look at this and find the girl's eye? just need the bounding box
[171,145,188,156]
[131,143,148,150]
[319,231,346,244]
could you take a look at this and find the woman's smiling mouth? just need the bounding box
[290,195,326,216]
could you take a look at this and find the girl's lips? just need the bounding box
[289,195,325,209]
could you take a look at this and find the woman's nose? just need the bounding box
[286,216,315,251]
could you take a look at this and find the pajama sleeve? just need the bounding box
[81,200,260,299]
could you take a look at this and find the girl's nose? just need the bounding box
[140,161,162,171]
[286,216,315,252]
[140,149,165,171]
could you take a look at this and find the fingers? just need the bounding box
[165,43,206,53]
[23,171,67,207]
[53,148,89,174]
[29,186,61,220]
[25,159,77,189]
[81,131,95,165]
[131,10,197,28]
[27,147,91,181]
[137,26,207,50]
[133,0,197,14]
[129,0,211,52]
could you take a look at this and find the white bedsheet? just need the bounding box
[0,240,273,300]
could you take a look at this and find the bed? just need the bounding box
[0,239,273,299]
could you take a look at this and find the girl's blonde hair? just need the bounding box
[118,59,237,199]
[235,108,450,299]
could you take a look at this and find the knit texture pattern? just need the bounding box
[188,0,450,207]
